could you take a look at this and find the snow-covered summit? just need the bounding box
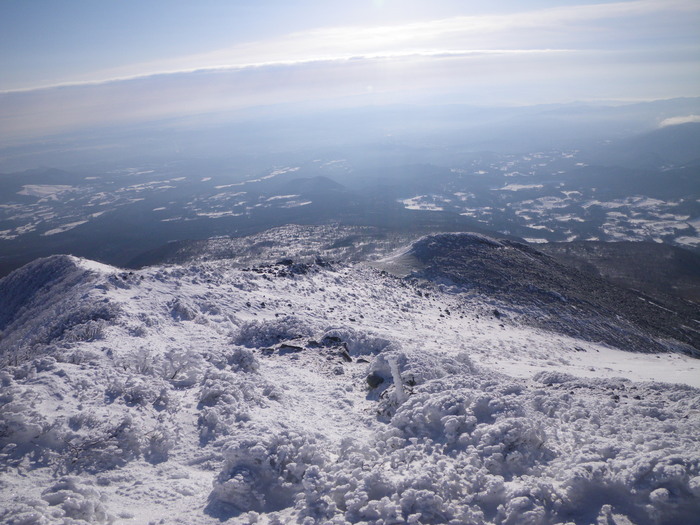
[1,227,699,524]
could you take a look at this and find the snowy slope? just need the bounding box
[1,228,699,524]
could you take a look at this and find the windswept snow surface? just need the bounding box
[1,234,699,524]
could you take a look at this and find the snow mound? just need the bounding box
[0,255,122,366]
[234,316,313,348]
[0,255,97,329]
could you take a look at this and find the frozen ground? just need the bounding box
[1,229,699,524]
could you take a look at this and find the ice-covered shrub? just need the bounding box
[320,327,395,357]
[399,350,477,387]
[160,347,207,387]
[169,297,198,321]
[210,431,327,513]
[472,418,551,478]
[105,375,164,407]
[61,319,107,343]
[116,346,156,376]
[533,370,577,385]
[41,477,112,523]
[0,478,113,524]
[47,303,121,345]
[0,300,121,366]
[58,347,102,366]
[129,323,148,337]
[227,346,259,373]
[143,423,176,464]
[0,380,66,468]
[197,370,260,443]
[198,370,243,408]
[64,415,142,473]
[389,388,478,444]
[233,316,312,348]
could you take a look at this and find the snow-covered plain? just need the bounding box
[1,227,699,524]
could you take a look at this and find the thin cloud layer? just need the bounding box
[1,0,698,141]
[8,0,697,93]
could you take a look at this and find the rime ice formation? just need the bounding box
[1,227,699,524]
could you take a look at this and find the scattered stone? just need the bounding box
[278,344,303,354]
[367,372,384,389]
[322,335,342,346]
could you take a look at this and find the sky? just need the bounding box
[1,0,699,142]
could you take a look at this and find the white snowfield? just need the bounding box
[1,241,699,524]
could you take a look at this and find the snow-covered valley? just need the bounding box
[1,226,699,524]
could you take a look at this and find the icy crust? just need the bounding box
[1,251,700,524]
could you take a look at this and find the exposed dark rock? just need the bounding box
[322,335,342,346]
[367,372,384,389]
[278,344,304,354]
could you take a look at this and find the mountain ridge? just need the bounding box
[1,226,699,524]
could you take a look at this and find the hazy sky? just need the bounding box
[1,0,699,141]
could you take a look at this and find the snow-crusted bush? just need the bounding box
[105,375,165,408]
[0,300,121,366]
[114,346,156,376]
[1,395,144,475]
[533,370,577,385]
[197,370,259,443]
[227,346,259,373]
[472,418,550,478]
[233,316,312,348]
[41,477,112,523]
[210,431,327,513]
[61,319,107,343]
[64,414,142,473]
[0,477,112,524]
[160,347,207,387]
[113,346,209,389]
[0,378,65,467]
[168,297,198,321]
[143,423,176,464]
[129,323,148,337]
[58,347,102,366]
[320,327,395,356]
[47,302,121,345]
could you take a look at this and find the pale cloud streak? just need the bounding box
[660,115,700,127]
[5,0,697,93]
[0,0,698,141]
